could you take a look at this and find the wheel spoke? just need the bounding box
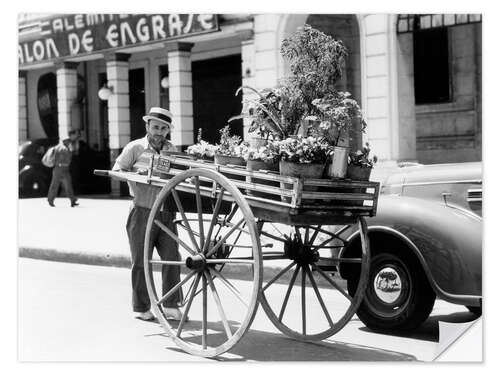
[305,265,335,328]
[301,266,306,335]
[202,272,208,349]
[181,272,198,306]
[157,270,197,306]
[205,270,232,340]
[262,261,296,292]
[315,267,353,302]
[304,226,309,244]
[269,222,285,238]
[295,226,302,243]
[259,229,288,243]
[308,226,321,246]
[154,219,195,256]
[172,189,201,253]
[278,264,300,322]
[177,273,201,338]
[194,177,205,250]
[210,268,248,308]
[203,187,226,253]
[206,218,246,258]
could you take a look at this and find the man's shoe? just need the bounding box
[71,201,79,207]
[135,310,155,321]
[165,307,184,321]
[48,201,55,207]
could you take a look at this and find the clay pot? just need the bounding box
[346,164,372,181]
[279,160,325,202]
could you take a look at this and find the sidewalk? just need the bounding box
[17,197,294,279]
[18,197,134,268]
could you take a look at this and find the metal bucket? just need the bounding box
[326,146,349,178]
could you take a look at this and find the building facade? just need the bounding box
[18,13,482,187]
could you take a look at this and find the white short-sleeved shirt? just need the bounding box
[112,136,177,200]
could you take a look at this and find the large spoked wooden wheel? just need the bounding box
[259,218,370,341]
[144,168,262,357]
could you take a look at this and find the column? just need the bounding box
[167,42,194,149]
[18,71,28,142]
[360,14,416,165]
[105,53,130,196]
[56,61,79,140]
[241,38,256,140]
[253,14,281,90]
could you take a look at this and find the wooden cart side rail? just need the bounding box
[165,167,295,198]
[157,155,300,184]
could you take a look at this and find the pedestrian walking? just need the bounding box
[45,130,79,207]
[112,107,183,321]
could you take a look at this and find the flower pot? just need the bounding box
[325,146,349,178]
[249,137,268,149]
[246,159,279,199]
[279,160,325,202]
[214,154,246,166]
[214,154,246,181]
[346,164,372,181]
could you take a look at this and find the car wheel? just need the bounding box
[20,175,48,198]
[347,249,436,332]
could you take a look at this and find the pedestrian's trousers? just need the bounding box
[47,166,76,203]
[126,205,181,312]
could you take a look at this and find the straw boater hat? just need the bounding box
[143,107,173,128]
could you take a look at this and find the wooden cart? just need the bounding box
[95,153,380,357]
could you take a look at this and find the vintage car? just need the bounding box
[339,162,482,332]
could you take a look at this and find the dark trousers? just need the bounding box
[47,166,76,204]
[126,205,181,312]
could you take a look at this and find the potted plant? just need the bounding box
[214,125,246,166]
[311,91,367,178]
[346,143,378,181]
[277,135,332,179]
[242,142,280,198]
[186,128,217,161]
[229,24,370,181]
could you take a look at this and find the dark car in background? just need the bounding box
[19,138,111,198]
[339,162,482,332]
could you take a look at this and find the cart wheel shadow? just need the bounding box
[357,310,478,343]
[149,319,416,361]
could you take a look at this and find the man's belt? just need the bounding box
[56,163,70,167]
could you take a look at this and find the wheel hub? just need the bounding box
[284,235,319,264]
[373,267,403,304]
[186,254,207,271]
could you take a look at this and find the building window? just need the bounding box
[413,28,451,104]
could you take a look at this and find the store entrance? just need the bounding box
[129,68,146,141]
[192,55,243,145]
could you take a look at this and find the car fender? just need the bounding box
[342,195,482,305]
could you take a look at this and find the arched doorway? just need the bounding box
[37,73,58,139]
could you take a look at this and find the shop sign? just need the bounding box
[19,14,219,67]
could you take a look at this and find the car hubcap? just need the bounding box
[373,267,402,304]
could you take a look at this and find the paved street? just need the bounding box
[18,258,477,362]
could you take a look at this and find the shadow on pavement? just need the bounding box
[145,320,416,361]
[357,311,478,343]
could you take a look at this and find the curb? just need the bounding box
[19,247,347,288]
[19,247,131,269]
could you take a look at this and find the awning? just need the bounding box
[397,14,482,34]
